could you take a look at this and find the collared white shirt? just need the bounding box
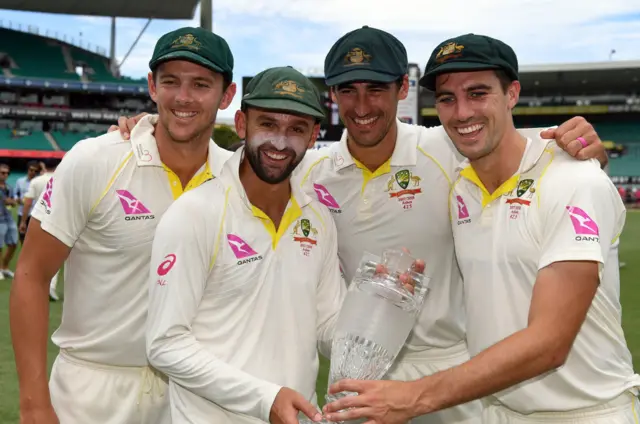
[295,121,466,353]
[451,136,640,412]
[146,148,346,423]
[31,114,231,367]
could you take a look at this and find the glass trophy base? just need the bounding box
[297,392,365,424]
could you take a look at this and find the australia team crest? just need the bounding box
[385,169,422,210]
[292,218,318,256]
[506,178,536,219]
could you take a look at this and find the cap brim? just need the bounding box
[242,98,325,120]
[150,50,226,75]
[419,61,501,90]
[325,69,400,86]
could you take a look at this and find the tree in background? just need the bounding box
[213,125,241,150]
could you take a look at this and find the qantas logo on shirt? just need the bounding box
[227,234,262,265]
[39,177,53,214]
[313,184,341,213]
[42,178,53,208]
[116,190,155,221]
[566,206,599,242]
[456,195,471,225]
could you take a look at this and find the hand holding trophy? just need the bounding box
[300,248,429,423]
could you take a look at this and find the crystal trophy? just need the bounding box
[300,248,429,423]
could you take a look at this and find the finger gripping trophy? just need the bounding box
[302,248,430,424]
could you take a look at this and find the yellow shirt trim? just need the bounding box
[251,196,302,250]
[459,166,519,208]
[164,162,213,200]
[353,158,391,193]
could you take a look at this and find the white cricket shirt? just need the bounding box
[451,136,640,412]
[31,114,231,367]
[296,121,465,352]
[146,148,346,423]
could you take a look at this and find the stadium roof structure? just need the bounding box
[0,0,199,19]
[519,60,640,95]
[0,0,212,75]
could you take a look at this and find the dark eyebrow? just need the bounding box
[256,114,311,128]
[336,81,392,90]
[435,84,493,98]
[466,84,492,92]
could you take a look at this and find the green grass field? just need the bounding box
[0,212,638,421]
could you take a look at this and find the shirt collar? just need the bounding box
[455,136,554,175]
[221,147,314,212]
[129,114,219,179]
[331,119,418,171]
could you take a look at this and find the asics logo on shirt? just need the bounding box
[116,190,155,221]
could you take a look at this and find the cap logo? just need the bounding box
[436,42,464,63]
[171,34,202,51]
[344,47,372,66]
[274,80,305,98]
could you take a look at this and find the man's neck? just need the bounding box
[347,120,398,172]
[239,157,291,229]
[470,128,527,194]
[155,124,211,187]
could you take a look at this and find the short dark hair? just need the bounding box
[151,64,232,92]
[42,158,60,169]
[26,160,39,170]
[495,70,514,93]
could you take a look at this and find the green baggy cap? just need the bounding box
[420,33,518,91]
[324,26,408,86]
[149,27,234,82]
[242,66,326,120]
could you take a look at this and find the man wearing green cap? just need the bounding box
[108,25,607,424]
[323,33,640,424]
[291,25,609,424]
[10,26,236,424]
[144,65,349,424]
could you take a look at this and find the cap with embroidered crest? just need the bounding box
[420,33,519,91]
[324,25,408,86]
[241,66,326,120]
[149,27,234,82]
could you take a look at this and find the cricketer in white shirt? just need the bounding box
[146,148,346,423]
[297,121,551,423]
[27,115,231,423]
[452,136,640,422]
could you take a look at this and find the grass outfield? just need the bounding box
[0,211,638,420]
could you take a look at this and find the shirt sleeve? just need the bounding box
[315,213,347,358]
[24,179,37,200]
[145,189,283,422]
[30,142,104,248]
[537,165,625,275]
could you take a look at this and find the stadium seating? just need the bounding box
[593,122,640,144]
[69,48,119,83]
[0,28,145,84]
[51,131,101,151]
[609,144,640,177]
[0,129,54,151]
[0,28,77,80]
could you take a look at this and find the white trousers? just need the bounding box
[385,341,483,424]
[49,350,171,424]
[482,392,640,423]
